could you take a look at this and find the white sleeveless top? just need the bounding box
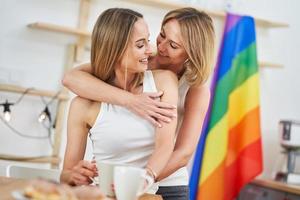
[89,70,190,187]
[159,73,190,186]
[89,71,157,167]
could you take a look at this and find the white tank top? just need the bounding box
[159,73,190,186]
[89,71,157,167]
[90,70,190,187]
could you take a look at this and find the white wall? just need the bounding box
[0,0,299,178]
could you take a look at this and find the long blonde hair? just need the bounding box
[91,8,143,89]
[162,7,215,86]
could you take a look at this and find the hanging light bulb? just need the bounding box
[38,112,46,123]
[1,100,14,122]
[4,107,11,122]
[4,110,11,122]
[38,106,51,123]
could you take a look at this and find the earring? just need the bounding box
[183,59,190,68]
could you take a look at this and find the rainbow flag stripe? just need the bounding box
[190,13,263,200]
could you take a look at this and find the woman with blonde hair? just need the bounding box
[63,7,215,200]
[60,7,178,195]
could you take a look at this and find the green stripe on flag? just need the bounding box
[208,43,258,130]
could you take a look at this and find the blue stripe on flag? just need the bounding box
[217,16,255,81]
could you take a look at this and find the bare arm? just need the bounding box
[156,84,210,181]
[62,63,130,107]
[62,63,176,127]
[145,70,178,179]
[60,97,97,186]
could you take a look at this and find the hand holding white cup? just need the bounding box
[96,161,116,198]
[114,166,154,200]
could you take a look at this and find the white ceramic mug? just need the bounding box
[114,166,154,200]
[96,161,116,198]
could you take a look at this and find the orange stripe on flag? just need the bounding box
[226,107,261,166]
[198,160,225,200]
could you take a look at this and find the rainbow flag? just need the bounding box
[189,13,263,200]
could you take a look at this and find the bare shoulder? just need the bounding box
[151,69,178,87]
[189,84,210,96]
[69,96,98,124]
[70,96,94,109]
[151,70,178,105]
[186,83,210,106]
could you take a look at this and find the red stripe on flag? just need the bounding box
[224,139,263,200]
[226,107,261,166]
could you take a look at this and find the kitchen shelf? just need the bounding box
[0,84,69,168]
[252,179,300,196]
[27,22,285,69]
[259,61,284,68]
[28,0,289,38]
[122,0,289,28]
[0,84,69,101]
[0,154,60,165]
[28,22,91,37]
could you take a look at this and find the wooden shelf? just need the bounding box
[27,0,288,38]
[0,84,69,101]
[123,0,289,28]
[252,179,300,195]
[259,61,284,68]
[28,22,91,37]
[0,154,60,165]
[27,22,284,69]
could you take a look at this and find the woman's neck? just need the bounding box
[113,69,132,91]
[176,67,186,80]
[152,56,185,80]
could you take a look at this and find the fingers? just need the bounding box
[144,107,176,127]
[148,110,172,124]
[154,100,176,109]
[145,116,162,128]
[79,167,96,178]
[129,92,177,127]
[154,107,177,119]
[145,92,176,109]
[80,160,97,171]
[71,160,98,186]
[72,173,91,186]
[145,91,164,98]
[112,183,115,192]
[90,160,99,176]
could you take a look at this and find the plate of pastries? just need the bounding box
[11,179,109,200]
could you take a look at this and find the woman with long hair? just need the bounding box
[63,7,215,200]
[60,8,178,196]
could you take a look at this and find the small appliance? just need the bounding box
[275,120,300,185]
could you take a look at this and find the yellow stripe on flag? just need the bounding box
[200,114,228,184]
[228,73,259,129]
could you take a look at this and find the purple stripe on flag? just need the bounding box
[225,13,241,34]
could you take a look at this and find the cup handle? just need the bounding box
[137,173,154,196]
